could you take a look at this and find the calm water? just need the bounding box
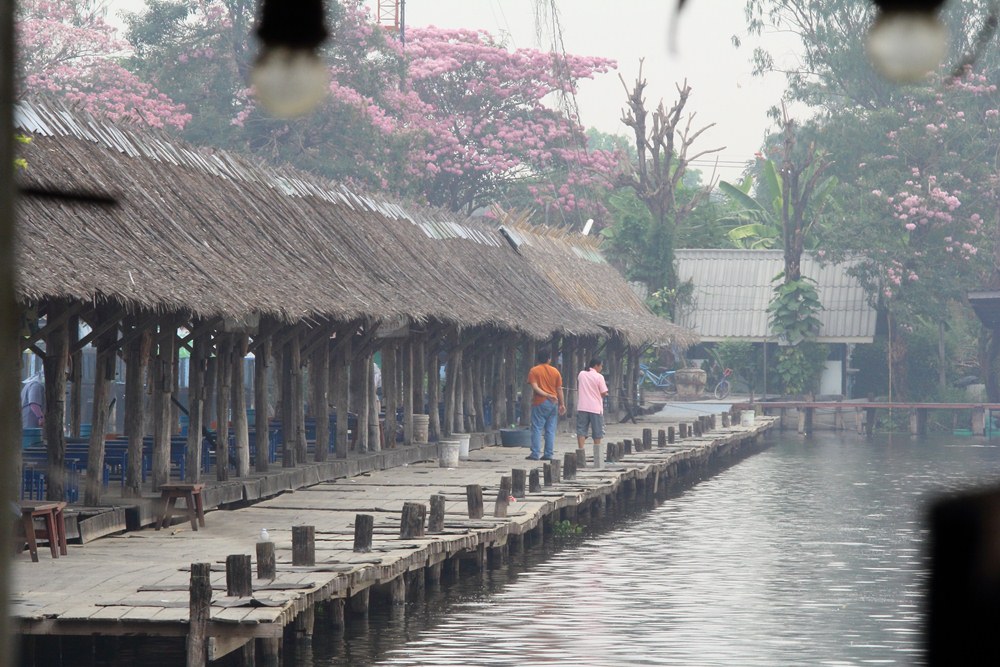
[294,431,1000,667]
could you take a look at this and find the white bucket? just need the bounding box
[740,410,755,427]
[439,440,460,467]
[457,434,471,460]
[412,414,430,443]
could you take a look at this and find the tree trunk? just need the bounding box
[215,333,231,481]
[43,301,69,502]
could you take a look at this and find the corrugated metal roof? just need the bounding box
[674,249,877,343]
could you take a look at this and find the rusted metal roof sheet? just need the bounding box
[674,249,876,343]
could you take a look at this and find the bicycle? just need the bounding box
[714,368,733,400]
[638,363,676,392]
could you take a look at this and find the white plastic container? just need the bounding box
[457,434,471,460]
[740,410,756,427]
[439,440,460,467]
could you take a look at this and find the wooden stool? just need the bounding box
[156,483,206,531]
[19,501,68,562]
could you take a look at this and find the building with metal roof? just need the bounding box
[674,249,876,343]
[674,249,877,396]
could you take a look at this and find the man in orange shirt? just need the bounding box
[526,349,565,460]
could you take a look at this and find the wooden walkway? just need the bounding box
[736,400,1000,435]
[12,410,775,665]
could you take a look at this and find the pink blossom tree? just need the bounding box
[380,27,619,216]
[828,67,998,397]
[17,0,190,129]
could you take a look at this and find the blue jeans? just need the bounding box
[530,399,558,459]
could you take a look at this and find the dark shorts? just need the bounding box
[575,411,605,439]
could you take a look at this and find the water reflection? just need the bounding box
[310,432,1000,667]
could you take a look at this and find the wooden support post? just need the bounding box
[443,346,457,438]
[349,588,369,615]
[972,407,986,436]
[152,323,176,491]
[643,428,652,449]
[668,426,675,443]
[292,525,315,566]
[427,338,442,442]
[256,541,276,580]
[328,598,345,629]
[563,452,575,480]
[692,419,701,437]
[721,412,730,427]
[187,329,206,481]
[123,323,151,497]
[367,349,381,451]
[187,562,212,667]
[466,484,484,519]
[835,407,845,431]
[520,338,535,427]
[427,561,443,586]
[382,341,398,447]
[332,335,350,459]
[294,607,315,638]
[633,437,642,452]
[388,576,406,605]
[354,513,374,552]
[402,338,414,446]
[624,440,632,455]
[799,407,814,435]
[495,476,512,517]
[543,462,553,486]
[256,638,281,667]
[84,314,118,505]
[253,334,271,473]
[865,407,876,435]
[232,334,250,478]
[575,448,587,469]
[350,351,368,453]
[606,442,614,463]
[593,443,602,469]
[215,333,232,480]
[658,429,666,448]
[413,334,426,421]
[279,333,296,467]
[511,469,526,498]
[529,468,541,492]
[313,332,330,462]
[679,423,688,439]
[429,495,446,533]
[400,502,426,538]
[551,458,562,483]
[226,554,253,597]
[292,331,307,463]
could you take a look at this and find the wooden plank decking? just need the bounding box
[12,410,775,662]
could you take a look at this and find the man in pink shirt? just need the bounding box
[576,358,609,449]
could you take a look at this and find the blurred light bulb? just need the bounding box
[867,11,949,83]
[251,46,329,118]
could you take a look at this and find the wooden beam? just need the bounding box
[71,307,125,353]
[111,313,159,353]
[22,300,84,348]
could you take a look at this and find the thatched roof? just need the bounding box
[14,101,695,347]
